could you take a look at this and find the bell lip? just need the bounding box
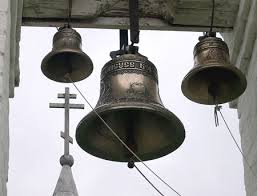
[76,102,185,162]
[41,49,93,83]
[181,64,247,105]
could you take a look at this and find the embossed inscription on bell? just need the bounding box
[76,54,185,162]
[41,25,93,83]
[181,36,247,105]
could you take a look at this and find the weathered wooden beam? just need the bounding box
[22,16,232,32]
[174,0,239,27]
[22,0,239,32]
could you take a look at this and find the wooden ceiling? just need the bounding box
[22,0,240,32]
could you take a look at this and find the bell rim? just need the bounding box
[181,63,247,105]
[76,102,185,162]
[41,49,93,83]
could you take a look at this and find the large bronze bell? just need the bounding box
[41,25,93,83]
[76,54,185,162]
[181,36,247,105]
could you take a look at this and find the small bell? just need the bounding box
[181,35,247,105]
[76,53,185,162]
[41,25,93,83]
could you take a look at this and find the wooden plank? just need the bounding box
[22,0,239,31]
[173,0,239,26]
[22,16,232,32]
[23,0,176,23]
[23,0,67,18]
[176,0,239,11]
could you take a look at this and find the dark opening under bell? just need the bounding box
[76,53,185,162]
[181,36,247,105]
[41,25,93,83]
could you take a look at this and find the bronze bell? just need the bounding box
[181,36,247,105]
[41,25,93,83]
[76,54,185,162]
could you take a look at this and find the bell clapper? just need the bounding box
[209,88,222,127]
[66,54,73,74]
[124,112,138,162]
[208,82,218,100]
[214,104,222,127]
[124,113,136,169]
[64,73,72,83]
[128,158,135,169]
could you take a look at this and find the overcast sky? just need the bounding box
[8,27,245,196]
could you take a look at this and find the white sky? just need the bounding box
[8,27,245,196]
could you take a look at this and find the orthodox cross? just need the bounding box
[50,87,84,156]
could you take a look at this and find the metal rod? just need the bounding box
[50,103,84,109]
[129,0,139,44]
[58,93,76,99]
[61,131,73,144]
[120,29,128,50]
[64,87,70,155]
[67,0,73,27]
[209,0,215,34]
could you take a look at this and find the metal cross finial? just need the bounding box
[50,87,84,156]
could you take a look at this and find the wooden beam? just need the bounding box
[22,16,232,32]
[22,0,239,32]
